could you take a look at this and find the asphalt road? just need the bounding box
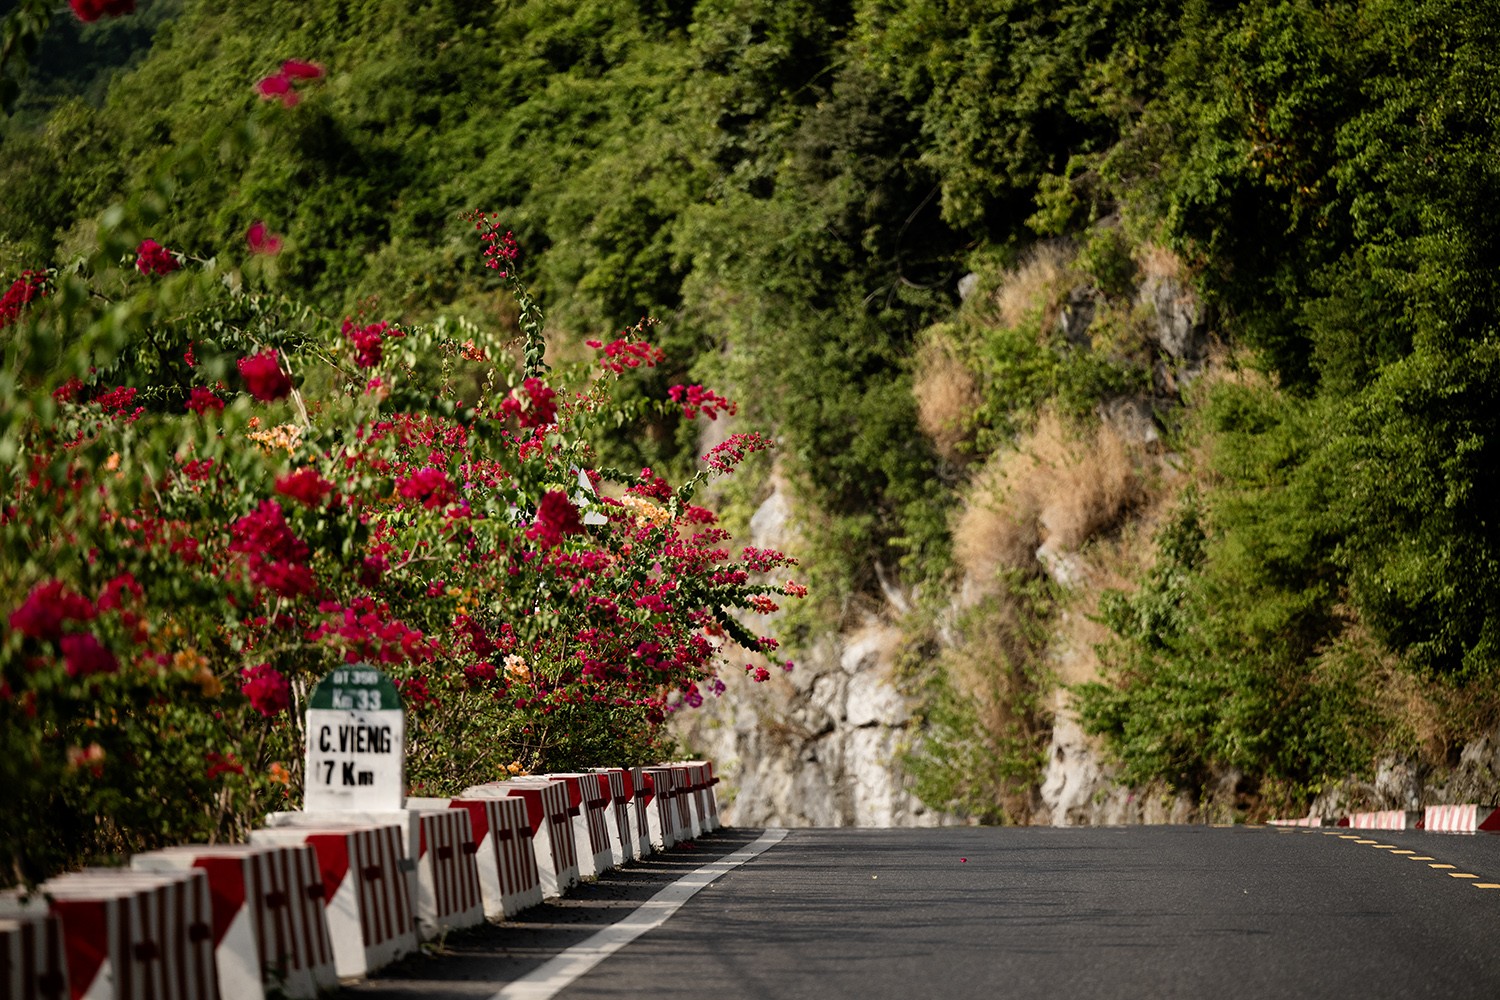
[351,825,1500,999]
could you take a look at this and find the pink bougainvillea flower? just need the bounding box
[0,270,48,331]
[97,573,143,612]
[526,491,583,548]
[275,467,335,508]
[397,675,437,710]
[281,59,324,79]
[9,580,96,641]
[135,238,179,276]
[51,377,84,404]
[68,0,134,23]
[185,386,224,414]
[587,337,666,374]
[397,467,454,509]
[237,348,292,401]
[668,384,737,421]
[498,377,557,428]
[246,221,284,255]
[254,73,299,106]
[230,500,315,596]
[241,663,291,717]
[204,752,244,781]
[60,632,119,678]
[466,212,520,274]
[342,319,395,369]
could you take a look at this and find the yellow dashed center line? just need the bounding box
[1354,839,1380,845]
[1338,835,1361,840]
[1389,850,1416,855]
[1429,863,1456,870]
[1473,884,1500,890]
[1449,873,1480,879]
[1409,856,1435,861]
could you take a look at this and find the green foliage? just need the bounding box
[901,585,1053,823]
[6,0,1500,814]
[1334,340,1500,679]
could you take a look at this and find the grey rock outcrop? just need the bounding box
[671,485,943,828]
[1138,272,1208,362]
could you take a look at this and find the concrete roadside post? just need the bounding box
[591,770,632,865]
[1,868,220,1000]
[640,767,679,851]
[545,774,614,879]
[131,843,338,1000]
[460,780,580,898]
[406,797,543,919]
[0,912,69,1000]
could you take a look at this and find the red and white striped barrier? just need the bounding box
[131,844,336,1000]
[249,823,416,978]
[639,767,680,851]
[1337,810,1420,831]
[591,770,633,866]
[545,774,614,879]
[668,765,698,840]
[689,760,721,832]
[1423,803,1500,834]
[680,761,719,834]
[9,868,221,1000]
[408,797,542,919]
[409,809,486,937]
[262,808,483,941]
[1267,816,1325,827]
[461,780,580,898]
[0,913,69,1000]
[623,766,652,859]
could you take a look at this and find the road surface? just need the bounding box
[349,825,1500,999]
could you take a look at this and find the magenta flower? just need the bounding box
[526,491,583,548]
[246,221,284,256]
[237,348,292,401]
[241,664,291,717]
[255,74,299,107]
[135,239,179,276]
[60,633,119,678]
[281,59,324,80]
[9,580,96,642]
[68,0,134,23]
[397,467,454,509]
[342,319,393,369]
[498,377,558,428]
[275,468,335,508]
[185,386,224,414]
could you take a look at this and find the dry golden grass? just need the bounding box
[985,241,1072,332]
[954,411,1142,597]
[953,450,1043,593]
[912,326,983,462]
[1133,241,1184,284]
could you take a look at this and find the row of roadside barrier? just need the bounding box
[0,761,720,1000]
[1268,803,1500,832]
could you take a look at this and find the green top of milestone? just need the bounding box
[309,665,403,713]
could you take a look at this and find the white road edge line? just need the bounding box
[490,827,790,1000]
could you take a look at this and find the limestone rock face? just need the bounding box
[671,484,943,828]
[1138,272,1208,361]
[674,619,945,828]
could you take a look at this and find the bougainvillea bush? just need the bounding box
[0,208,798,886]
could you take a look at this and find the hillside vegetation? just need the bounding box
[4,0,1498,822]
